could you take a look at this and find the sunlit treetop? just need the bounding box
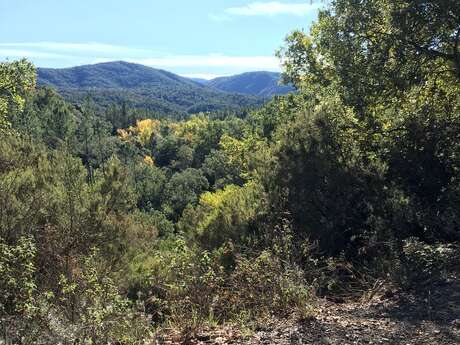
[0,59,36,133]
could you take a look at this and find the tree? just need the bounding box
[279,0,460,112]
[202,149,243,190]
[0,59,35,133]
[33,87,76,148]
[179,183,263,250]
[270,0,460,257]
[163,168,209,220]
[132,161,167,211]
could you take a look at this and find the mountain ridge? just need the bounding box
[206,71,294,97]
[37,61,266,116]
[38,61,203,90]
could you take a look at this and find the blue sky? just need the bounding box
[0,1,323,78]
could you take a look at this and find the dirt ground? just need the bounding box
[157,272,460,345]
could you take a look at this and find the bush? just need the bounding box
[0,236,37,317]
[143,237,312,335]
[24,249,152,345]
[179,183,263,250]
[222,251,311,320]
[397,238,456,289]
[1,249,153,345]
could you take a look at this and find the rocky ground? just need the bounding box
[157,273,460,345]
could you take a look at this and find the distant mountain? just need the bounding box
[37,61,263,117]
[188,78,209,85]
[206,72,294,97]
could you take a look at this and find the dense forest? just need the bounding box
[1,0,459,344]
[37,62,268,118]
[205,71,295,97]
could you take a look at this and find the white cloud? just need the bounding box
[226,1,321,16]
[180,73,226,80]
[0,49,72,59]
[93,54,281,75]
[126,55,280,70]
[0,43,282,74]
[0,42,147,54]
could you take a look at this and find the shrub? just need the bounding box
[4,249,153,345]
[398,238,455,289]
[0,236,37,316]
[221,251,311,320]
[144,237,312,335]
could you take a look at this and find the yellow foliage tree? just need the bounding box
[170,114,210,144]
[133,119,161,146]
[181,183,263,249]
[116,118,161,146]
[143,155,154,166]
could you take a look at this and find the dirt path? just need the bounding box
[251,282,460,345]
[158,274,460,345]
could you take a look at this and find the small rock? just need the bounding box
[196,333,211,341]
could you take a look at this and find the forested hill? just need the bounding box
[37,61,264,117]
[38,60,198,89]
[206,71,295,97]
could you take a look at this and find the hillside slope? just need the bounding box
[207,71,294,97]
[37,61,263,116]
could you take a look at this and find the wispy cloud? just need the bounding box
[225,1,321,16]
[126,55,280,70]
[179,73,226,80]
[0,42,281,74]
[0,42,148,55]
[0,49,72,59]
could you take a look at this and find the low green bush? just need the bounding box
[398,238,455,289]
